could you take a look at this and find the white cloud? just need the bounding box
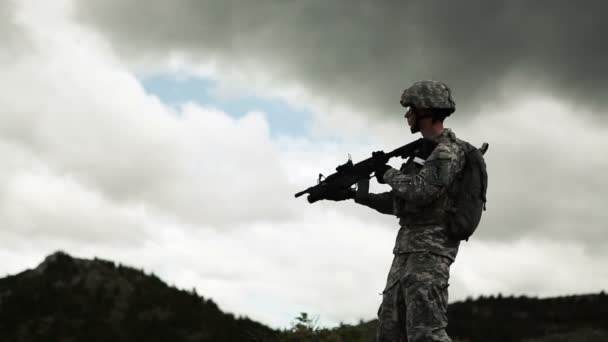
[0,0,295,229]
[451,238,607,299]
[450,96,608,249]
[0,149,147,245]
[58,210,398,328]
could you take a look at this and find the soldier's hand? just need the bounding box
[374,164,391,184]
[324,188,355,201]
[371,150,390,166]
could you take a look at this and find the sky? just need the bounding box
[1,0,607,329]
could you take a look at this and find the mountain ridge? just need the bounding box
[0,251,606,342]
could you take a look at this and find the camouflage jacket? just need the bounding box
[356,128,466,260]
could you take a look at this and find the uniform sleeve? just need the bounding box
[354,191,395,215]
[382,143,465,207]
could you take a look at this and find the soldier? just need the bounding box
[327,80,465,341]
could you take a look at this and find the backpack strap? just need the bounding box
[476,143,489,210]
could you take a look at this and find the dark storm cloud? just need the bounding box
[70,0,608,252]
[75,0,608,120]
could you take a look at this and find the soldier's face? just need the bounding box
[404,107,415,127]
[404,107,419,133]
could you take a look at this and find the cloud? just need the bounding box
[41,210,400,328]
[0,145,148,246]
[0,0,301,238]
[451,238,608,299]
[0,0,29,62]
[452,96,608,254]
[74,0,608,122]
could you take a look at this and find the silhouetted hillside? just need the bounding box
[0,251,277,342]
[447,292,608,341]
[286,293,608,342]
[0,252,607,342]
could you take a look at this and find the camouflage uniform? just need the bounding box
[356,128,465,342]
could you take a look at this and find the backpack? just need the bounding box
[446,140,489,241]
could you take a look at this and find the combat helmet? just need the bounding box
[400,80,455,115]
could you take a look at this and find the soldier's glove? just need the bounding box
[371,151,391,184]
[324,188,356,201]
[374,164,391,184]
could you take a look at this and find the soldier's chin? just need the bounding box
[410,125,420,134]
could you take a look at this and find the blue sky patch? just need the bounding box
[141,74,312,138]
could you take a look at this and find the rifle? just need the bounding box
[294,138,438,203]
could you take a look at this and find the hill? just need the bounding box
[0,251,277,341]
[0,251,606,341]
